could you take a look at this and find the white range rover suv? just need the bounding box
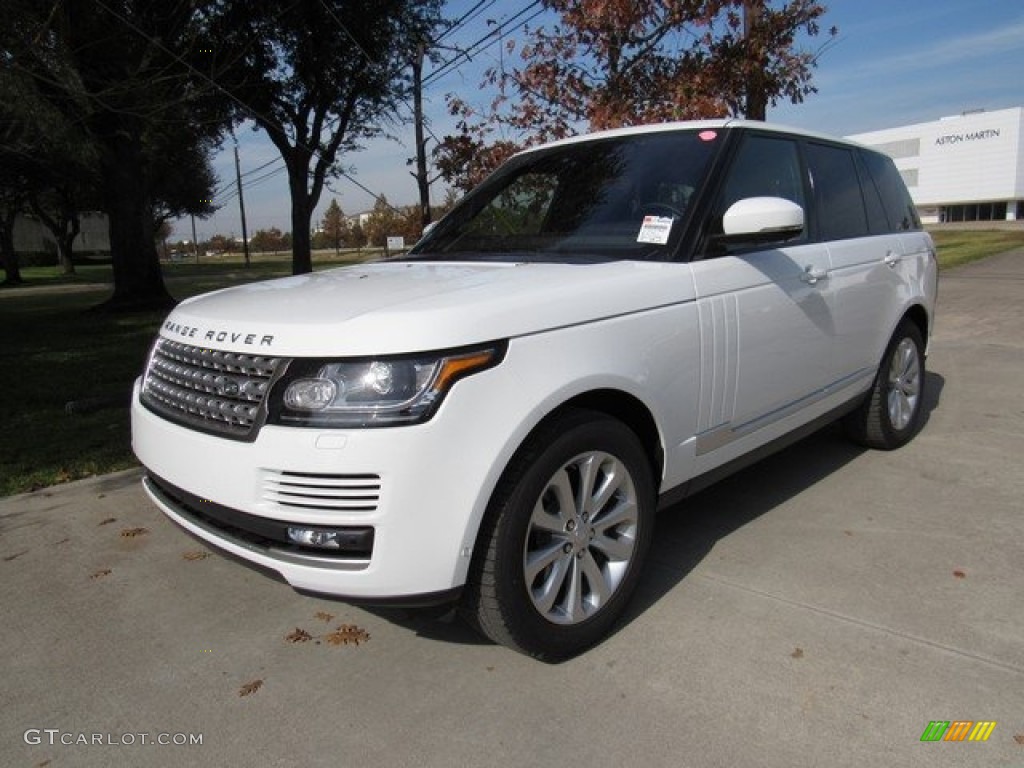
[132,120,938,660]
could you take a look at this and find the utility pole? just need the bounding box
[233,137,251,267]
[412,39,431,231]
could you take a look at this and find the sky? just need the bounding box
[179,0,1024,242]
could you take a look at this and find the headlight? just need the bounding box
[269,342,505,428]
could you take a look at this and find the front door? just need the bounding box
[688,133,836,469]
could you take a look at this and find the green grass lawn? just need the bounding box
[0,252,366,497]
[928,228,1024,269]
[1,231,1021,496]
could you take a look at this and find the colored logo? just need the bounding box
[920,721,996,742]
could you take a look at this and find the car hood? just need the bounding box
[160,260,696,356]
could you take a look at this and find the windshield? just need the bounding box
[410,129,723,263]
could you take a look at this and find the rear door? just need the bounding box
[807,142,909,386]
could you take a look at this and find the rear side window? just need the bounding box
[805,143,869,241]
[854,152,889,235]
[858,150,921,232]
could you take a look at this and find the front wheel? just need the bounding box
[844,319,926,450]
[461,409,656,661]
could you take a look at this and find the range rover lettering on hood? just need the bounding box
[163,320,274,347]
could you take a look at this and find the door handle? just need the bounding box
[884,251,900,268]
[801,265,828,285]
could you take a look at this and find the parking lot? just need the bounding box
[2,250,1022,768]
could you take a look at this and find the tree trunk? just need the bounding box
[0,207,23,285]
[743,0,768,121]
[288,163,313,275]
[57,236,76,275]
[30,194,78,276]
[57,197,79,276]
[98,132,174,311]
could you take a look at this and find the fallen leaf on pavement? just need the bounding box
[239,679,263,697]
[285,628,313,644]
[325,624,370,646]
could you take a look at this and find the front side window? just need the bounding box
[411,131,723,263]
[720,135,806,209]
[703,134,806,255]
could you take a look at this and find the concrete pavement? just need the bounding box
[2,250,1022,767]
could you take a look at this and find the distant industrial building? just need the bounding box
[13,211,110,256]
[848,106,1023,224]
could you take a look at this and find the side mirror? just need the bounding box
[421,221,438,238]
[721,196,804,242]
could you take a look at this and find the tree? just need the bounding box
[250,228,288,254]
[212,1,443,275]
[349,220,367,251]
[29,187,82,276]
[320,198,348,255]
[2,1,231,310]
[0,183,26,285]
[363,196,401,248]
[147,132,220,242]
[0,29,101,278]
[437,0,835,188]
[207,234,235,254]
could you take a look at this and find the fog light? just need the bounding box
[287,527,344,549]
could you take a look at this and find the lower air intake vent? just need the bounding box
[262,471,381,512]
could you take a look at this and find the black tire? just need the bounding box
[460,409,656,661]
[844,319,926,450]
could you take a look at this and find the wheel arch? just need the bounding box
[532,389,664,492]
[902,303,930,349]
[455,386,666,588]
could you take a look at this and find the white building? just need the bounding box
[848,106,1024,224]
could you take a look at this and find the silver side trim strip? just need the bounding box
[695,366,875,455]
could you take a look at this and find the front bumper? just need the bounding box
[131,377,507,600]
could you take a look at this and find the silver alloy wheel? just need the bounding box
[522,450,639,625]
[887,337,921,431]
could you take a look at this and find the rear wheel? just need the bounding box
[461,409,655,661]
[844,320,926,450]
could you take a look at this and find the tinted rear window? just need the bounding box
[805,143,869,241]
[858,149,921,232]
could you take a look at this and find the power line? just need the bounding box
[422,1,544,88]
[95,0,539,228]
[93,0,400,212]
[433,0,495,46]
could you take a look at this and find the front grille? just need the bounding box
[141,338,284,439]
[262,471,381,512]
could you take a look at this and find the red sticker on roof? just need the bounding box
[698,130,718,142]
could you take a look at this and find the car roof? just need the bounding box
[516,119,869,156]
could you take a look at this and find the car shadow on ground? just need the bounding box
[624,370,945,630]
[366,372,946,656]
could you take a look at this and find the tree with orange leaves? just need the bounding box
[436,0,835,191]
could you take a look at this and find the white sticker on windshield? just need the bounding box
[636,215,673,245]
